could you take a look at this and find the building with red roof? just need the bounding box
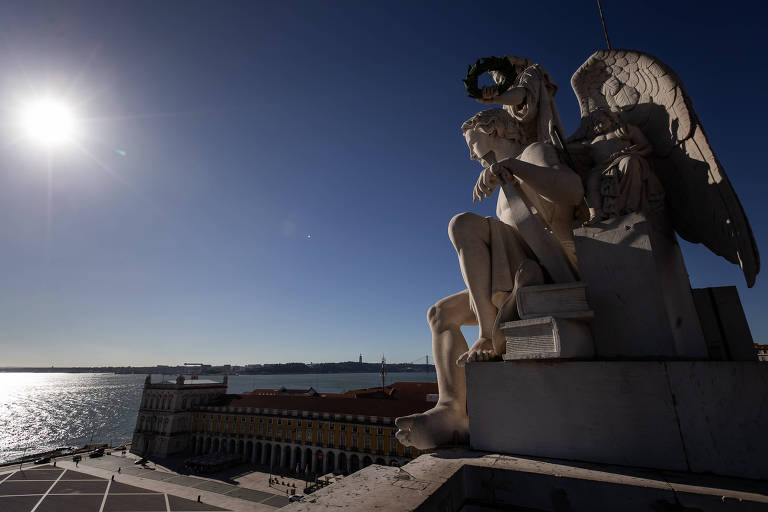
[132,377,438,476]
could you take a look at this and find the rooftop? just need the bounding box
[206,382,438,419]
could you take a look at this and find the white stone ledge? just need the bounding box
[282,449,768,511]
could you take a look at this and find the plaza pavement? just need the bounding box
[0,453,294,512]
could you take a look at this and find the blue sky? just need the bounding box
[0,1,765,366]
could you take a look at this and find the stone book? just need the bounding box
[501,316,594,360]
[515,282,591,320]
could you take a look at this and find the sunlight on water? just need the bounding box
[0,371,436,463]
[0,373,145,463]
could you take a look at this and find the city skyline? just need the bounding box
[0,1,766,366]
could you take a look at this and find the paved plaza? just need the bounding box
[0,465,226,512]
[0,455,294,512]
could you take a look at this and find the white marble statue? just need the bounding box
[395,50,760,451]
[394,108,583,450]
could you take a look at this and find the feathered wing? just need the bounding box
[569,49,759,287]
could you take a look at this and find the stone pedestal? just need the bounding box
[466,361,768,480]
[574,213,707,359]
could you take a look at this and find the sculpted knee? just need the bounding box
[427,304,440,328]
[427,302,455,331]
[448,212,478,246]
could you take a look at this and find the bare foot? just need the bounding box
[395,403,469,450]
[456,337,496,367]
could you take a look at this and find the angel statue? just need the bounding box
[567,107,665,224]
[395,50,759,451]
[569,50,759,287]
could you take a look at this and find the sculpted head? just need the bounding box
[591,108,619,135]
[462,108,523,165]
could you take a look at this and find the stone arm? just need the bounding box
[609,125,653,161]
[475,143,584,206]
[626,124,652,156]
[503,158,584,205]
[565,141,592,154]
[477,85,526,106]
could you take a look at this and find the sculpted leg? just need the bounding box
[395,290,474,450]
[448,213,495,341]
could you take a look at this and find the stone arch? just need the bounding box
[362,455,372,468]
[256,442,263,463]
[375,457,385,465]
[237,439,244,456]
[325,451,335,474]
[229,439,236,454]
[339,452,348,474]
[264,443,272,465]
[350,454,360,473]
[304,448,312,473]
[245,441,253,461]
[213,438,220,452]
[293,446,302,473]
[274,444,282,468]
[313,449,323,474]
[282,445,291,469]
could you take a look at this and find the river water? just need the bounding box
[0,371,436,463]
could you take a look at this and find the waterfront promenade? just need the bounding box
[0,452,294,512]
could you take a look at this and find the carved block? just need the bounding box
[574,213,707,359]
[501,316,593,360]
[467,361,768,480]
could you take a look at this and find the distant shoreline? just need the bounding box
[0,362,435,375]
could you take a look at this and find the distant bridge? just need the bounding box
[406,355,432,365]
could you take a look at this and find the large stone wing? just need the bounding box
[570,49,759,287]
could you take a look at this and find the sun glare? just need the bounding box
[19,97,79,148]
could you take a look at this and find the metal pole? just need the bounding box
[596,0,612,49]
[19,447,27,471]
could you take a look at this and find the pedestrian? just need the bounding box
[197,495,201,503]
[53,461,56,467]
[118,467,121,474]
[111,475,114,481]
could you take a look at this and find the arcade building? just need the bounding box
[131,376,437,475]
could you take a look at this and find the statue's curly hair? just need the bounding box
[461,108,523,143]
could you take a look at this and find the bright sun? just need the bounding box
[19,98,79,148]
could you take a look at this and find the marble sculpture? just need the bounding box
[395,50,760,450]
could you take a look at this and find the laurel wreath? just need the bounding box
[463,57,518,99]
